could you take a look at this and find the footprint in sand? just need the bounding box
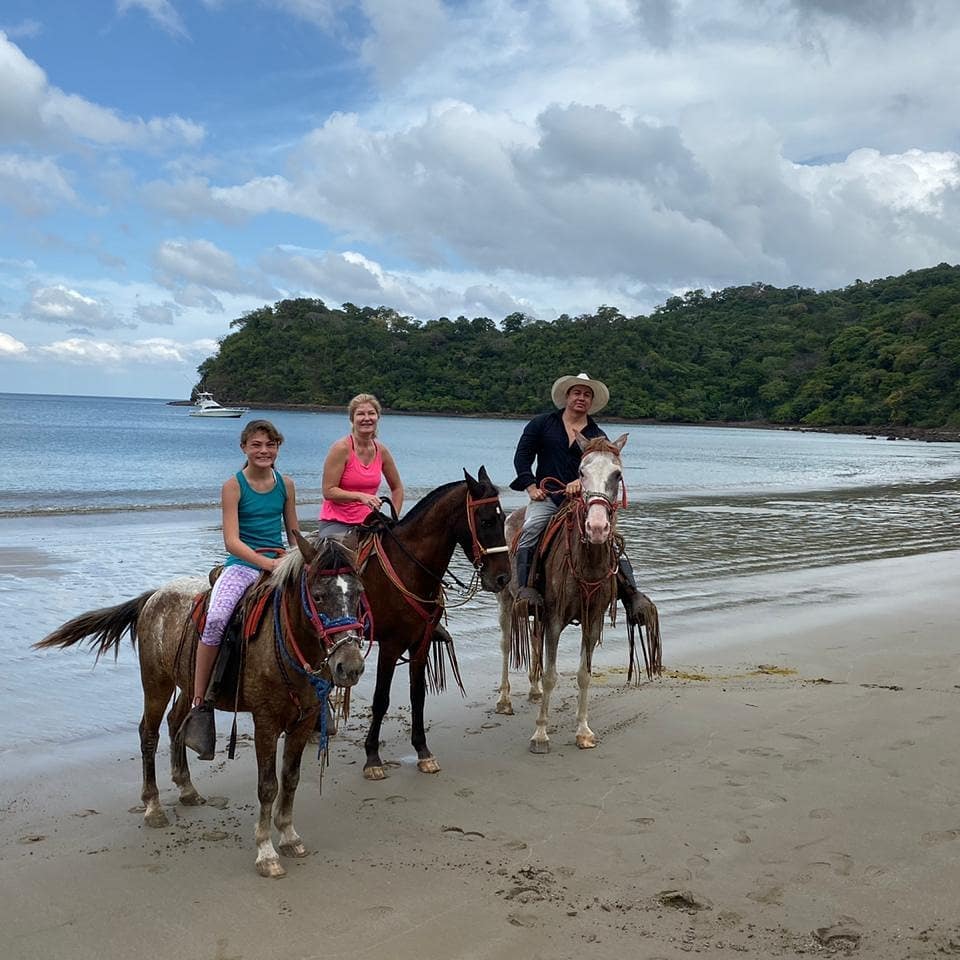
[201,830,229,841]
[205,796,229,809]
[921,829,960,845]
[507,911,539,928]
[746,883,784,905]
[809,808,833,820]
[782,758,823,772]
[809,852,854,876]
[738,747,782,758]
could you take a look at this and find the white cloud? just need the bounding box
[0,32,203,150]
[359,0,451,85]
[261,246,536,320]
[154,238,273,297]
[0,331,28,356]
[0,19,42,40]
[38,335,217,366]
[0,153,77,214]
[25,284,133,330]
[134,301,179,325]
[116,0,188,38]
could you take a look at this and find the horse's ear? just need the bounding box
[612,433,628,452]
[574,430,589,451]
[294,529,316,564]
[463,468,481,497]
[477,465,493,488]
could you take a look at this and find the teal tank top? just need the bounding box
[224,469,287,570]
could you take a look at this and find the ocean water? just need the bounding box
[2,392,960,755]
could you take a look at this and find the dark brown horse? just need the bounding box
[351,467,510,780]
[34,534,366,878]
[496,434,661,752]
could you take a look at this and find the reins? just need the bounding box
[272,562,366,763]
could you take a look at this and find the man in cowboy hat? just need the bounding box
[509,372,647,623]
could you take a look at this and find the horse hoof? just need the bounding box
[144,807,169,828]
[529,739,550,755]
[495,702,514,716]
[363,765,387,781]
[279,841,308,859]
[256,858,287,879]
[527,692,542,703]
[417,757,441,774]
[576,735,597,749]
[179,788,205,806]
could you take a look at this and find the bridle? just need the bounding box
[277,563,366,671]
[465,491,510,568]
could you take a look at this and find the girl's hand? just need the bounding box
[362,494,383,510]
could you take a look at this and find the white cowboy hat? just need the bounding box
[550,372,610,414]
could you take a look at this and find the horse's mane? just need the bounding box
[269,538,356,592]
[581,437,623,459]
[394,477,495,528]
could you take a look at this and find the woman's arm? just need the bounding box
[380,444,404,514]
[221,477,278,572]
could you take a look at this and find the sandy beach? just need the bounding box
[1,548,958,960]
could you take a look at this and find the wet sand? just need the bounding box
[2,549,959,959]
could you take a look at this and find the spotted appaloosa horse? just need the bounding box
[497,433,657,753]
[351,467,511,780]
[34,534,366,878]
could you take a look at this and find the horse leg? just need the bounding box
[530,624,559,754]
[167,691,204,807]
[575,629,599,749]
[139,681,174,828]
[253,722,285,878]
[363,653,399,781]
[495,592,514,715]
[275,721,311,859]
[410,656,439,774]
[527,629,543,704]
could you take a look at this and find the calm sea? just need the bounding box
[2,392,959,756]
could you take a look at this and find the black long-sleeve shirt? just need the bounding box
[510,409,606,503]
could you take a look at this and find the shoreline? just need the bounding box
[168,399,960,443]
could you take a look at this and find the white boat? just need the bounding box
[189,391,249,418]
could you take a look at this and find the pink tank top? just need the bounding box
[319,436,383,524]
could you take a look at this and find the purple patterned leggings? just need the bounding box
[200,564,262,647]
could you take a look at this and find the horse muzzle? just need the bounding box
[328,636,366,686]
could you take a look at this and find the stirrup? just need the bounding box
[181,703,216,761]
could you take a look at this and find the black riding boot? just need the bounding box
[617,554,644,626]
[514,544,542,606]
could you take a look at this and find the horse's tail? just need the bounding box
[627,591,662,683]
[33,590,155,662]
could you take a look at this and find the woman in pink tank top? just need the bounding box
[317,393,404,539]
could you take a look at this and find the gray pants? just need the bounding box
[518,498,560,550]
[315,519,359,540]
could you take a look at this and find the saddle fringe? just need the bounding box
[626,591,663,683]
[424,628,464,696]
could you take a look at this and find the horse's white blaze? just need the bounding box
[335,575,350,610]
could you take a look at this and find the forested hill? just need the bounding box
[196,263,960,429]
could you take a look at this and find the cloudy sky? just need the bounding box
[1,0,958,397]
